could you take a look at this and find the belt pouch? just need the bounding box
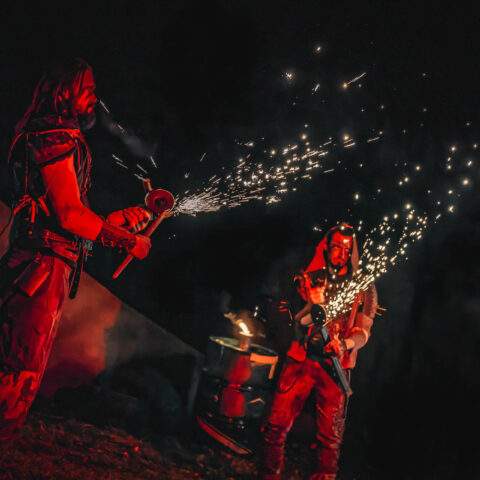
[14,255,52,296]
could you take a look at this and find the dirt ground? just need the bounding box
[0,411,318,480]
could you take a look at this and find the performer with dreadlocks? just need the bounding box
[0,58,159,440]
[259,223,378,480]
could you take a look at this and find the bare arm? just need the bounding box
[41,154,152,259]
[40,153,103,240]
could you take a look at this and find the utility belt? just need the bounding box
[15,229,81,268]
[13,228,89,299]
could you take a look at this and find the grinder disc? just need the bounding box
[145,189,175,215]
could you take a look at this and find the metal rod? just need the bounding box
[112,210,170,279]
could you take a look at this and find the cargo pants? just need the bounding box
[0,248,71,440]
[260,357,348,479]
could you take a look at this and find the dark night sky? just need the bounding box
[1,2,479,476]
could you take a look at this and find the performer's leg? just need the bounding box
[259,359,316,480]
[0,254,71,441]
[311,363,349,479]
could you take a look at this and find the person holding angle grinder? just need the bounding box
[0,58,170,441]
[259,222,377,480]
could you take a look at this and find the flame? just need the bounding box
[238,321,252,336]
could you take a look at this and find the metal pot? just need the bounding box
[197,336,279,454]
[205,336,278,387]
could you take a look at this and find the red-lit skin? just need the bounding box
[327,231,352,274]
[41,70,153,259]
[41,159,152,259]
[307,232,354,357]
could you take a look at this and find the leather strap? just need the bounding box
[95,222,136,252]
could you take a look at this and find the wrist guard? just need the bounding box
[96,222,136,252]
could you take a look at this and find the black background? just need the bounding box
[1,2,479,477]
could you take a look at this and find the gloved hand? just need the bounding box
[323,338,347,358]
[106,206,152,233]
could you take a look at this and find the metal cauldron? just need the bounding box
[205,336,278,386]
[197,336,279,453]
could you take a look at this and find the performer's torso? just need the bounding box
[9,128,91,243]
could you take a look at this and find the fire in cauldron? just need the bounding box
[196,310,279,454]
